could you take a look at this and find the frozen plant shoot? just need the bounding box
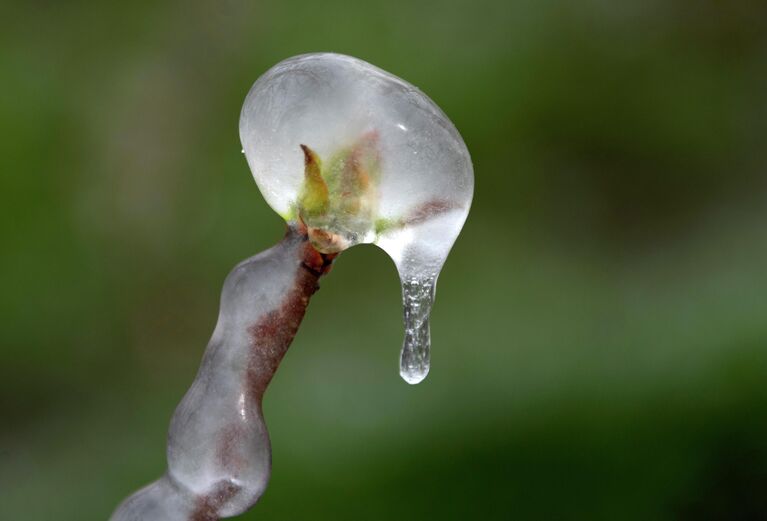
[112,53,473,521]
[242,53,473,383]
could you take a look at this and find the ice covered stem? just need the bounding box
[110,225,335,521]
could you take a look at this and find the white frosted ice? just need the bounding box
[240,53,474,383]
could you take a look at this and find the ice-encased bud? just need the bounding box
[239,53,473,383]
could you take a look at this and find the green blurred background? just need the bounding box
[2,1,767,519]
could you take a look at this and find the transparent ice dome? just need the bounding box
[239,53,474,383]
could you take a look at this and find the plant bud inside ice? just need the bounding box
[239,53,474,383]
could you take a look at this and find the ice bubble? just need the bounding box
[240,53,473,383]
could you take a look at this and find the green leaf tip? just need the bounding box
[298,144,329,218]
[295,134,381,250]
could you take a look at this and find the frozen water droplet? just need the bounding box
[399,277,435,384]
[239,53,473,381]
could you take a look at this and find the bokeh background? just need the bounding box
[2,1,767,519]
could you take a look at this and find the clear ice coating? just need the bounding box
[111,54,474,521]
[399,277,436,384]
[111,229,335,520]
[240,53,474,383]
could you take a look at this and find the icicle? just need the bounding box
[399,276,436,384]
